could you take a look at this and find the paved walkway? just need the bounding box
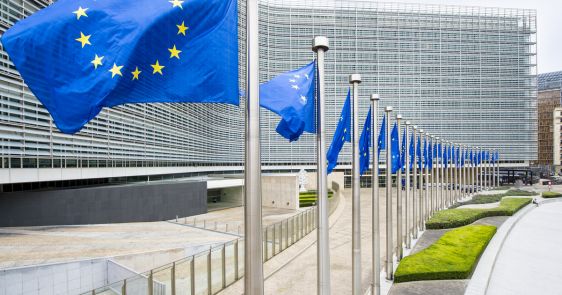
[486,201,562,295]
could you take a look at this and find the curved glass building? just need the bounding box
[0,0,537,189]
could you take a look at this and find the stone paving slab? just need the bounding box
[390,279,469,295]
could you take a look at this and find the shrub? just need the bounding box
[394,225,496,283]
[426,198,531,229]
[299,191,334,207]
[542,191,562,198]
[505,189,536,197]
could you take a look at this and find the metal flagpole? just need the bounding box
[435,136,442,212]
[429,135,434,216]
[492,150,494,188]
[423,132,430,228]
[446,141,451,206]
[371,94,380,295]
[244,0,263,293]
[350,74,362,295]
[412,126,418,239]
[313,36,331,295]
[396,114,403,261]
[405,121,411,249]
[385,106,393,280]
[478,147,482,192]
[471,147,478,195]
[419,130,426,230]
[478,147,485,191]
[457,144,461,202]
[461,145,465,199]
[439,138,445,209]
[496,150,501,186]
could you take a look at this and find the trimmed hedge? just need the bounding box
[542,191,562,198]
[299,191,334,207]
[394,225,496,283]
[426,198,531,229]
[450,189,536,209]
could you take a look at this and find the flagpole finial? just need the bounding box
[385,106,393,112]
[436,137,440,140]
[349,74,362,84]
[396,114,403,120]
[370,94,380,101]
[419,129,424,134]
[413,125,418,130]
[405,121,411,126]
[312,36,329,52]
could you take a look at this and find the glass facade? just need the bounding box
[0,0,537,183]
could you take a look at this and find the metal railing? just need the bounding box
[83,207,318,295]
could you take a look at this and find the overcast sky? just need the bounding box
[389,0,560,74]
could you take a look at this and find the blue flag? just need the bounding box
[400,128,406,172]
[428,141,433,169]
[359,108,372,175]
[456,147,461,166]
[423,138,429,168]
[417,136,422,168]
[2,0,239,134]
[470,149,474,164]
[443,144,449,168]
[327,91,351,174]
[378,115,386,157]
[409,133,415,169]
[437,143,442,159]
[261,61,316,141]
[391,123,401,173]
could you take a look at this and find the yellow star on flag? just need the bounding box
[73,6,88,20]
[91,54,104,69]
[109,63,123,78]
[151,60,165,75]
[169,0,184,9]
[177,22,189,36]
[131,67,141,80]
[168,45,182,59]
[75,32,91,48]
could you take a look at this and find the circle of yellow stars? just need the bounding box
[73,1,188,80]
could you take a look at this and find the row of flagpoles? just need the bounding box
[243,29,501,294]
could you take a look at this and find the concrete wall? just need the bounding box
[0,181,207,227]
[262,175,299,210]
[0,258,107,295]
[305,171,345,193]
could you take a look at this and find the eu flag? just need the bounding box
[378,115,386,157]
[423,138,429,169]
[416,136,422,168]
[2,0,239,134]
[391,122,401,173]
[260,61,316,141]
[409,133,414,169]
[400,128,406,172]
[359,108,372,175]
[443,144,449,168]
[327,90,351,174]
[428,141,433,170]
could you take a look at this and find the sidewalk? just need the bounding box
[485,201,562,295]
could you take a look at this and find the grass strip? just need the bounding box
[394,225,496,283]
[426,198,531,229]
[542,191,562,198]
[450,189,536,209]
[299,191,334,207]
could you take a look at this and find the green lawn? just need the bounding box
[394,225,496,283]
[299,191,334,207]
[450,189,536,209]
[542,191,562,198]
[426,198,531,229]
